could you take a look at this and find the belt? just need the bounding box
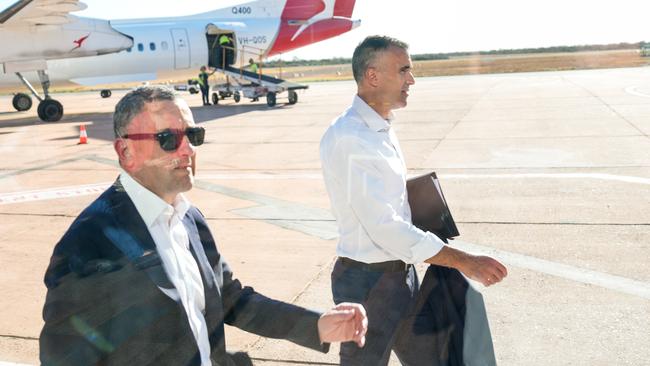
[339,257,409,272]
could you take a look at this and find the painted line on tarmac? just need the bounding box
[196,173,323,180]
[0,157,85,181]
[196,172,650,186]
[193,180,338,240]
[0,183,111,205]
[198,173,323,180]
[2,169,647,300]
[441,172,650,185]
[1,171,647,206]
[452,240,650,300]
[624,86,650,98]
[195,179,650,300]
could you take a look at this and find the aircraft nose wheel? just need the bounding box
[12,93,33,111]
[37,99,64,122]
[100,89,112,98]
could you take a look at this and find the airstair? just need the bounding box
[211,65,307,107]
[206,39,308,107]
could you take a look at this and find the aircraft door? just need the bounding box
[170,28,190,69]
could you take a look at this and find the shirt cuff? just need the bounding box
[409,232,445,264]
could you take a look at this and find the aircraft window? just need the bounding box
[137,43,144,52]
[161,41,169,50]
[149,42,156,51]
[126,47,132,53]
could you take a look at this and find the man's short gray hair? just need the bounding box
[352,35,409,83]
[113,85,177,138]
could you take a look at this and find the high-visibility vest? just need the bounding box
[219,35,230,45]
[197,72,208,87]
[250,63,258,73]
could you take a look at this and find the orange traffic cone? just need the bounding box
[78,124,88,144]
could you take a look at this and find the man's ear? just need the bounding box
[114,139,131,167]
[365,66,380,88]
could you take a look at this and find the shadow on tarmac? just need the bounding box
[0,102,289,142]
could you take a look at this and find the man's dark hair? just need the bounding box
[352,35,409,83]
[113,85,177,138]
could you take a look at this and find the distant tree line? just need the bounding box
[264,41,647,67]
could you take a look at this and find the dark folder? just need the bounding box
[406,172,459,240]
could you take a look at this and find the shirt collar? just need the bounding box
[119,170,191,228]
[352,95,395,132]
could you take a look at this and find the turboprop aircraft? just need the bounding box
[0,0,360,121]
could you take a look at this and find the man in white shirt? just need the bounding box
[320,36,507,365]
[40,86,367,366]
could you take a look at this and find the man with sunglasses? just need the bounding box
[39,86,368,366]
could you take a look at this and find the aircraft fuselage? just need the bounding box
[0,13,278,87]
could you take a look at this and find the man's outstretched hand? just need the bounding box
[317,302,367,347]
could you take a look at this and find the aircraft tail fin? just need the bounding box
[267,0,360,56]
[333,0,356,18]
[275,0,357,20]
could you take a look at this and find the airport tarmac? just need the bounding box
[0,66,649,365]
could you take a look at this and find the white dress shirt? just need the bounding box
[319,95,445,264]
[120,171,212,366]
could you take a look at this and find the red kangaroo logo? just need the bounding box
[71,34,90,51]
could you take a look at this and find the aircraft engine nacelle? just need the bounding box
[0,16,133,68]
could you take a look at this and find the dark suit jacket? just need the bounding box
[40,179,326,366]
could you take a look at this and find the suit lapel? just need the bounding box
[106,180,174,290]
[183,213,221,298]
[182,212,227,356]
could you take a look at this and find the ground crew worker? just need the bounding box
[218,34,233,67]
[247,58,261,101]
[198,65,214,106]
[248,58,259,74]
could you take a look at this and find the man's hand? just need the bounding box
[317,302,367,347]
[425,246,508,287]
[457,254,508,287]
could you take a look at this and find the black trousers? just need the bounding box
[200,86,209,104]
[331,258,420,366]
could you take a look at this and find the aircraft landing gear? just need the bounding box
[266,92,276,107]
[37,99,64,122]
[288,90,298,105]
[12,93,32,111]
[15,70,64,122]
[100,89,112,98]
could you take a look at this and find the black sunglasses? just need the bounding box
[123,127,205,152]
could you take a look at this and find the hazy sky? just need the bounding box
[8,0,649,60]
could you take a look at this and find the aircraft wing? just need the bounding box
[0,0,132,66]
[0,0,87,27]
